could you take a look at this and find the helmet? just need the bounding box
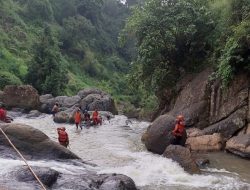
[61,127,66,131]
[176,115,184,121]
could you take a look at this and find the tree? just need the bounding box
[26,26,67,95]
[211,0,250,85]
[123,0,214,93]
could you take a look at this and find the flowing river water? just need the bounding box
[1,114,250,190]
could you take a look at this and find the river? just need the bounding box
[1,114,250,190]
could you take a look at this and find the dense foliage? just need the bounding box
[123,0,250,95]
[0,0,133,97]
[1,0,249,116]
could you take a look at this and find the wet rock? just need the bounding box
[39,94,55,113]
[80,93,117,115]
[195,158,210,168]
[163,145,200,174]
[15,166,59,187]
[0,123,79,160]
[187,128,203,137]
[99,174,137,190]
[2,85,40,111]
[53,111,73,124]
[55,95,81,108]
[142,114,176,154]
[186,133,224,152]
[168,68,212,129]
[55,173,137,190]
[202,107,247,139]
[209,74,249,124]
[226,134,250,159]
[26,110,42,118]
[77,88,106,99]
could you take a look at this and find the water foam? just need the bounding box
[12,115,250,190]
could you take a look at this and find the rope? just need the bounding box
[0,128,47,190]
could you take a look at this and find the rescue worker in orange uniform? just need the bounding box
[92,109,100,125]
[92,109,98,125]
[74,108,82,130]
[0,104,12,123]
[172,115,185,146]
[57,127,69,148]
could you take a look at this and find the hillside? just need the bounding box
[0,0,135,98]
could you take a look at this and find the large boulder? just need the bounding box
[167,68,212,129]
[39,95,81,114]
[54,173,137,190]
[202,107,247,139]
[163,145,200,174]
[78,88,106,99]
[80,93,117,114]
[99,174,137,190]
[39,94,55,113]
[226,134,250,159]
[0,123,79,160]
[209,74,249,124]
[55,95,81,108]
[26,110,42,118]
[2,85,40,110]
[186,133,224,152]
[53,110,74,124]
[14,166,59,187]
[142,114,184,154]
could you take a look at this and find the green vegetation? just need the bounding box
[123,0,250,96]
[1,0,249,117]
[0,0,133,97]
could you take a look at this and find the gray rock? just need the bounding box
[99,174,137,190]
[78,88,106,99]
[54,173,137,190]
[80,94,117,114]
[163,145,200,174]
[195,158,210,168]
[209,74,249,124]
[2,85,40,110]
[202,107,247,139]
[53,111,74,124]
[15,166,59,187]
[142,114,187,154]
[39,94,55,113]
[26,110,42,118]
[0,123,79,160]
[55,95,81,108]
[226,134,250,159]
[167,68,212,129]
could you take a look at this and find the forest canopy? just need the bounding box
[123,0,250,95]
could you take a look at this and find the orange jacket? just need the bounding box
[58,130,68,143]
[0,108,6,121]
[92,111,98,119]
[75,112,81,123]
[172,121,185,137]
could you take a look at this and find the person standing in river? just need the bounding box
[74,108,82,130]
[51,102,59,117]
[57,127,69,148]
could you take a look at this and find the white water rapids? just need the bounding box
[1,114,250,190]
